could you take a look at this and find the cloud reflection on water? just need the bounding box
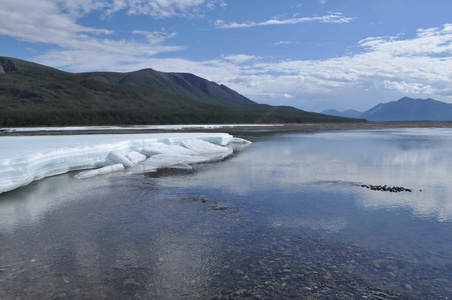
[0,173,228,298]
[0,172,118,233]
[161,129,452,223]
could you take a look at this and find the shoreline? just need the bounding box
[2,121,452,136]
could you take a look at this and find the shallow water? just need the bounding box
[1,128,452,299]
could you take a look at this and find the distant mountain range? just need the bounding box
[320,109,363,119]
[0,56,362,127]
[322,97,452,121]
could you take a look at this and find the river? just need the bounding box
[1,128,452,299]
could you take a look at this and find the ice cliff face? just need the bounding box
[0,133,250,194]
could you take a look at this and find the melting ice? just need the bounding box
[0,133,250,194]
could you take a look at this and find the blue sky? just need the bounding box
[2,0,452,112]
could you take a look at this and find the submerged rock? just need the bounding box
[361,184,413,193]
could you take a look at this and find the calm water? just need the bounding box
[1,128,452,299]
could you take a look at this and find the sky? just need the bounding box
[1,0,452,112]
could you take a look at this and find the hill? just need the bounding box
[0,56,364,126]
[80,69,255,108]
[360,97,452,121]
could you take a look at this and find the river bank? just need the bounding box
[1,121,452,136]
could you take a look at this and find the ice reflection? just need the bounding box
[0,172,119,233]
[0,174,230,299]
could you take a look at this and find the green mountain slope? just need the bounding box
[80,69,258,107]
[0,56,365,126]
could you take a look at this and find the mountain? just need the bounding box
[322,97,452,121]
[361,97,452,121]
[321,109,363,119]
[0,56,364,126]
[80,69,255,108]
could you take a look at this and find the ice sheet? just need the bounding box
[0,133,249,194]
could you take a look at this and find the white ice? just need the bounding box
[0,132,250,194]
[141,143,198,156]
[182,139,231,154]
[106,151,135,167]
[142,153,210,168]
[74,164,125,179]
[126,151,147,165]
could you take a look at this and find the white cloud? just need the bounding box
[0,0,111,45]
[274,41,299,45]
[378,81,434,94]
[283,93,293,99]
[0,0,197,71]
[0,0,221,46]
[55,0,107,17]
[222,54,261,64]
[105,0,223,18]
[132,29,177,44]
[358,25,452,56]
[215,12,354,29]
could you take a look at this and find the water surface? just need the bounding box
[1,128,452,299]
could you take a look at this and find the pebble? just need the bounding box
[2,202,448,300]
[206,229,452,300]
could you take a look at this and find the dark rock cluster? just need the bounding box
[361,184,413,192]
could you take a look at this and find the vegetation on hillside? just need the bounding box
[0,57,365,126]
